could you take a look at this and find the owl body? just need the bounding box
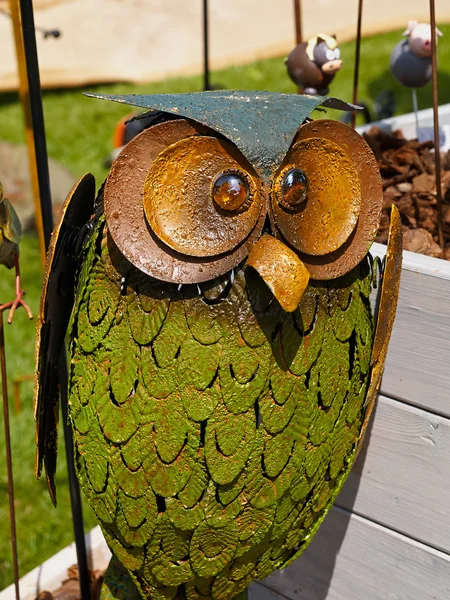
[68,208,373,599]
[34,92,401,600]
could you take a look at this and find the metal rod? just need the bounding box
[0,310,20,600]
[18,0,53,247]
[18,1,91,597]
[8,0,46,266]
[351,0,363,129]
[202,0,210,91]
[293,0,303,93]
[59,352,91,600]
[294,0,302,45]
[412,88,420,138]
[429,0,444,249]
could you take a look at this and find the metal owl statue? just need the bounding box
[34,91,402,600]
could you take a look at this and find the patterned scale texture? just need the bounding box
[68,214,374,600]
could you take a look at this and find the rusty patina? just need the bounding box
[143,136,262,258]
[358,205,403,450]
[104,119,267,284]
[272,136,362,256]
[33,91,402,600]
[247,234,310,312]
[34,173,95,503]
[273,119,383,280]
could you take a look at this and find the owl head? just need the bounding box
[89,91,382,312]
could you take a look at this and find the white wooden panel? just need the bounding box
[370,243,450,417]
[262,507,450,600]
[336,394,450,553]
[250,582,289,599]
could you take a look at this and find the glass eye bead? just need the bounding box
[280,169,308,209]
[212,173,249,211]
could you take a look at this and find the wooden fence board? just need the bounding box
[370,243,450,417]
[261,507,450,600]
[337,394,450,553]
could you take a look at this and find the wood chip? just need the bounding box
[402,228,444,258]
[364,128,450,261]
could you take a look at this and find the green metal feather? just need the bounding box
[67,212,374,600]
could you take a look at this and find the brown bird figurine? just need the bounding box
[0,181,32,323]
[286,33,343,95]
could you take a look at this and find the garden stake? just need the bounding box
[8,0,46,266]
[0,309,20,600]
[202,0,210,90]
[293,0,303,92]
[412,88,420,138]
[429,0,444,249]
[351,0,363,129]
[18,1,91,598]
[293,0,302,45]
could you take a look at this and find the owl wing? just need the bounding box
[34,173,96,504]
[358,205,402,449]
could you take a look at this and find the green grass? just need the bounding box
[1,25,450,589]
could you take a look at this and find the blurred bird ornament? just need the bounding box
[1,180,33,600]
[0,182,32,323]
[390,21,443,88]
[34,91,402,600]
[285,34,343,95]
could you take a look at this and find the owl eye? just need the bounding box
[142,135,262,258]
[270,119,382,280]
[212,172,250,212]
[279,168,308,209]
[104,119,266,284]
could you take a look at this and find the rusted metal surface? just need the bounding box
[86,91,360,177]
[143,136,262,258]
[294,0,302,45]
[276,119,382,280]
[34,90,392,598]
[34,173,96,500]
[358,204,402,450]
[247,233,310,311]
[272,136,362,256]
[429,0,445,249]
[105,119,267,283]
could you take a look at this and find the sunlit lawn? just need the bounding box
[1,25,450,589]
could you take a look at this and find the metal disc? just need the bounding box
[272,137,362,256]
[104,120,267,284]
[143,136,262,257]
[270,120,382,280]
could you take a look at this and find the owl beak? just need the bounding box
[247,234,310,312]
